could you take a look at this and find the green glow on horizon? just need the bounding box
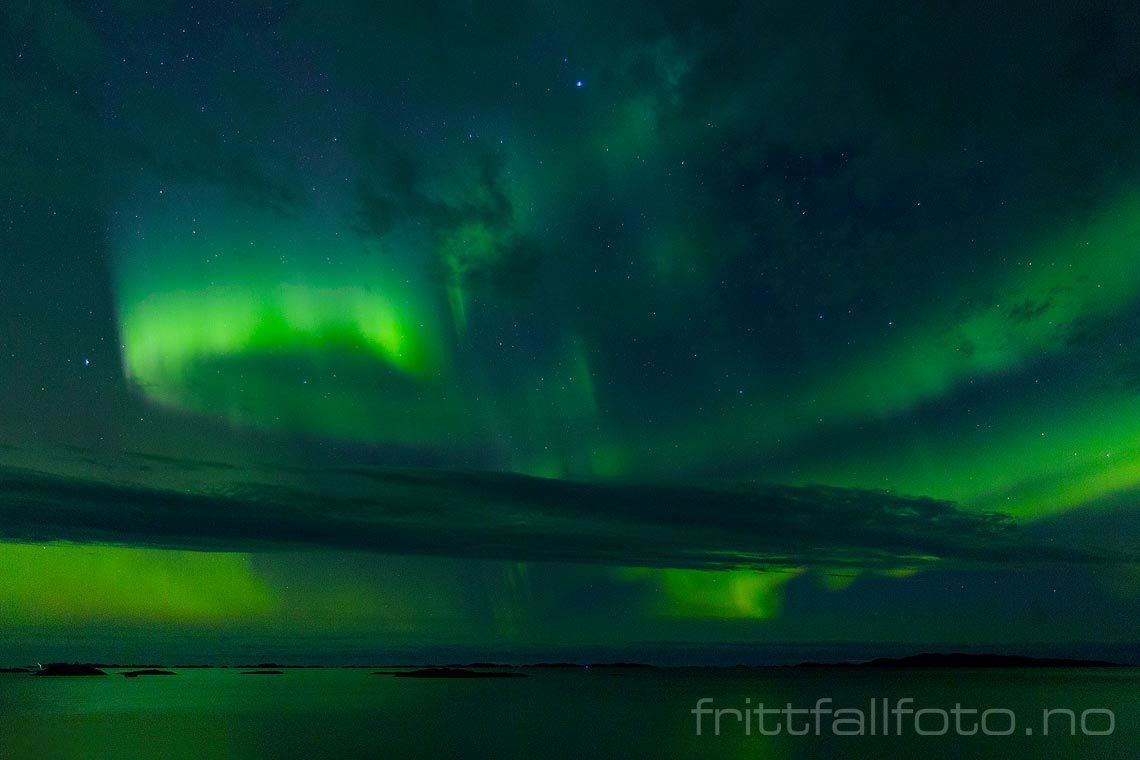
[621,567,803,619]
[0,543,276,625]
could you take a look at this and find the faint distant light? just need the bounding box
[576,80,583,88]
[83,358,90,366]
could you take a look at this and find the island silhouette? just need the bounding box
[2,653,1127,676]
[121,669,176,677]
[366,667,527,678]
[34,663,107,676]
[793,653,1122,668]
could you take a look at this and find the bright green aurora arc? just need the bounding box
[3,0,1140,665]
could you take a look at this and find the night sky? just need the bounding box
[3,0,1140,664]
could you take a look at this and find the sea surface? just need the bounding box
[0,667,1136,758]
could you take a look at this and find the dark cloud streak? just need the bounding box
[0,464,1110,570]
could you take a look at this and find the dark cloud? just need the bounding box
[121,450,241,472]
[1024,490,1140,559]
[352,137,542,297]
[0,463,1110,570]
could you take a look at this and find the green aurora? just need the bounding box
[3,0,1140,664]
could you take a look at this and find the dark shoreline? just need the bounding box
[2,653,1131,674]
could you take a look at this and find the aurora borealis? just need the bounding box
[4,0,1140,665]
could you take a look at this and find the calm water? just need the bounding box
[0,667,1136,758]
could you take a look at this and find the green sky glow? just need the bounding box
[4,0,1140,662]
